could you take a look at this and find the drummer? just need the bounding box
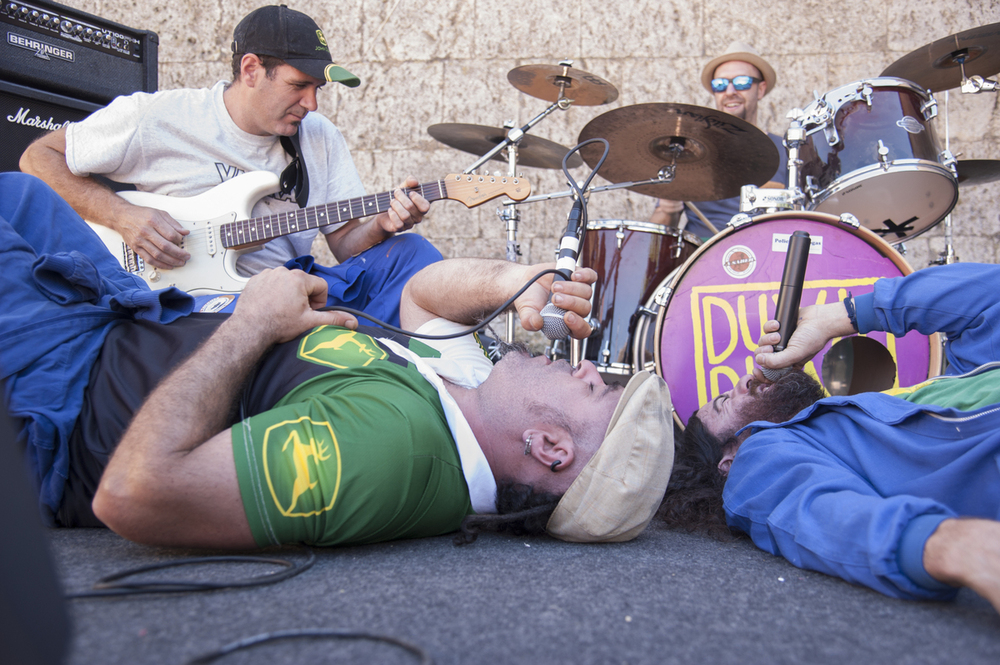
[650,42,789,238]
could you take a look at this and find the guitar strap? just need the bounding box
[279,132,310,208]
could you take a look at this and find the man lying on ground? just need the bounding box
[659,262,1000,614]
[1,172,673,549]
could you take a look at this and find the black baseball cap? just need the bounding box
[231,5,360,87]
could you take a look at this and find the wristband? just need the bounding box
[843,292,859,332]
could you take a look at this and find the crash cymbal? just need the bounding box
[880,23,1000,91]
[956,159,1000,186]
[428,123,583,169]
[576,103,779,200]
[507,64,619,106]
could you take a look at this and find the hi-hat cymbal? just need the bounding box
[957,159,1000,186]
[428,123,583,169]
[507,64,619,106]
[881,23,1000,91]
[576,103,779,200]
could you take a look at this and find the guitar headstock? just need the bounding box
[442,174,531,208]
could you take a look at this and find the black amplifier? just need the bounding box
[0,78,99,172]
[0,0,157,104]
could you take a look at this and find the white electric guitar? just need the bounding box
[87,171,531,295]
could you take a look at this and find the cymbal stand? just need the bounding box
[461,65,578,343]
[498,121,522,342]
[933,90,960,265]
[510,172,678,206]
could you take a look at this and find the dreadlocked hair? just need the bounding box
[453,481,561,545]
[657,416,740,540]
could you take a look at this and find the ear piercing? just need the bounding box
[524,435,532,456]
[550,460,562,472]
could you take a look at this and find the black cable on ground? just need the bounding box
[186,628,433,664]
[64,548,315,599]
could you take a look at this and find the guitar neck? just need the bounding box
[220,180,448,249]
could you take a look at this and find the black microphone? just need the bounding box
[761,230,810,381]
[540,197,585,340]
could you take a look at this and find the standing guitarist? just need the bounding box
[20,5,436,323]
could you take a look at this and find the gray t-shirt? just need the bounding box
[65,81,365,274]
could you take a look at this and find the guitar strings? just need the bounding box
[166,181,450,251]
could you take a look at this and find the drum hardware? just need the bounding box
[961,75,998,94]
[728,212,754,228]
[738,186,798,214]
[838,213,861,229]
[802,176,819,197]
[880,23,1000,93]
[877,140,891,170]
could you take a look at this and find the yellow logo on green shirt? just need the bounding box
[262,417,342,517]
[298,327,387,369]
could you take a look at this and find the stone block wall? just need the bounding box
[64,0,1000,271]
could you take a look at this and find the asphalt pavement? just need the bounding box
[42,521,1000,664]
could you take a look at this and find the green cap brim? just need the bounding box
[324,63,360,88]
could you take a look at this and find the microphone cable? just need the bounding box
[319,268,565,340]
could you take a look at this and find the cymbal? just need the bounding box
[427,123,583,170]
[880,23,1000,91]
[507,64,619,106]
[576,103,779,200]
[956,159,1000,186]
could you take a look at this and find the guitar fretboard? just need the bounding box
[219,181,448,249]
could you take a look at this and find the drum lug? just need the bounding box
[616,221,626,249]
[653,287,673,308]
[636,303,661,318]
[823,122,841,147]
[921,95,938,121]
[877,140,891,171]
[860,81,874,108]
[804,175,819,197]
[600,339,612,365]
[893,241,908,256]
[729,212,754,228]
[838,213,861,229]
[940,148,958,175]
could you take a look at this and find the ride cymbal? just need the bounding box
[428,123,583,169]
[576,103,779,200]
[507,64,619,106]
[881,23,1000,91]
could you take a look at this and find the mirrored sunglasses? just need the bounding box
[711,75,761,92]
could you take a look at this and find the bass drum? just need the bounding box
[633,211,941,427]
[578,219,700,378]
[799,77,958,243]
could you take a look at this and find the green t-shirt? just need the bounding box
[887,366,1000,410]
[231,326,474,547]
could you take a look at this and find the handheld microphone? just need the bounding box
[540,197,585,340]
[760,230,810,381]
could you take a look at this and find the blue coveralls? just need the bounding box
[725,263,1000,601]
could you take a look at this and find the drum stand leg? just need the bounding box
[500,197,521,342]
[932,214,959,265]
